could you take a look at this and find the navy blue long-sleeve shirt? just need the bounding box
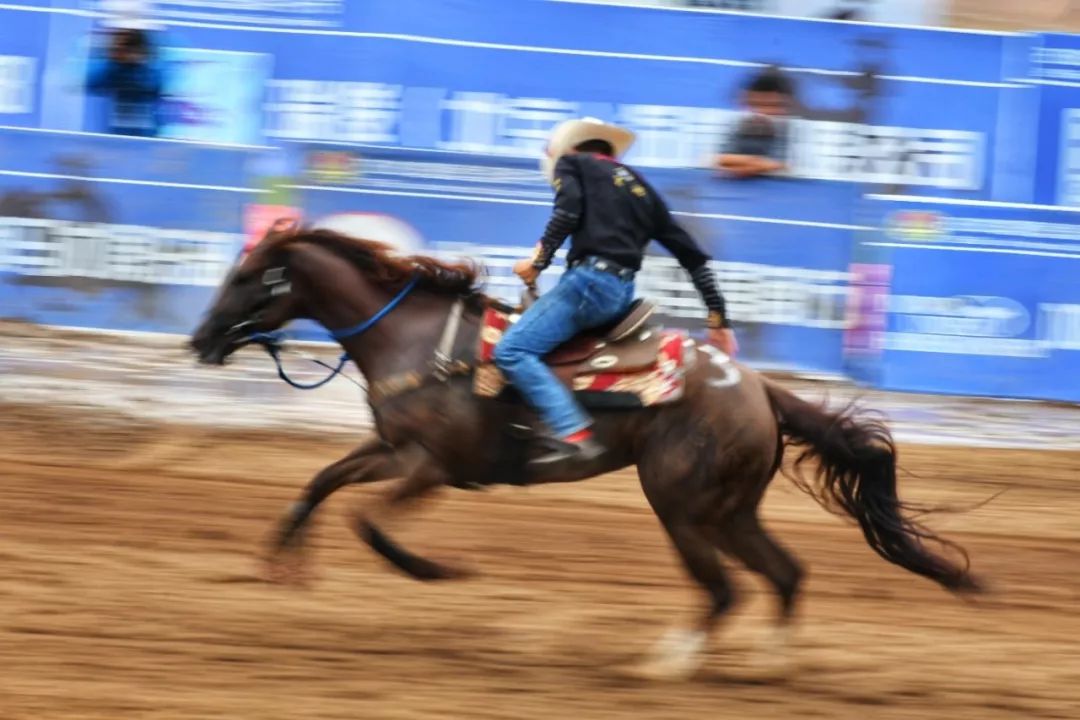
[86,39,164,137]
[534,153,730,327]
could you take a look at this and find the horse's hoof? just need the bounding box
[260,552,311,588]
[630,628,707,681]
[413,559,476,582]
[628,657,700,682]
[261,564,286,585]
[436,563,477,581]
[748,626,794,680]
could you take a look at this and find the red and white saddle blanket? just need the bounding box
[473,307,693,407]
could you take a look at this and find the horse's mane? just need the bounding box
[265,226,483,297]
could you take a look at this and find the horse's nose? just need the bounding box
[189,322,210,353]
[189,321,224,364]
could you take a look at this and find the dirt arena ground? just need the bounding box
[1,329,1078,719]
[1,404,1077,720]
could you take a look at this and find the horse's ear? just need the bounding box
[265,217,300,240]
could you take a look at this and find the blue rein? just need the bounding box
[260,343,351,390]
[248,275,420,390]
[329,275,420,340]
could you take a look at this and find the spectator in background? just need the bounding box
[824,1,871,21]
[714,67,794,179]
[86,27,165,137]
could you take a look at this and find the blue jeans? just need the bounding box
[494,266,635,437]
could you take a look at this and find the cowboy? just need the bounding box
[494,117,738,466]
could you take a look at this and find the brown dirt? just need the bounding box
[1,403,1078,720]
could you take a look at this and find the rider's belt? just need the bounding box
[570,256,635,281]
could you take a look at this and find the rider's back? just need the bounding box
[557,153,708,276]
[557,153,682,272]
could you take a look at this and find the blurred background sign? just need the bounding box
[854,195,1080,402]
[0,0,1077,401]
[159,47,271,146]
[558,0,947,25]
[0,127,254,333]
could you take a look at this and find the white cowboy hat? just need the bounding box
[540,117,636,183]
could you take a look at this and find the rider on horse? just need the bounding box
[494,117,739,466]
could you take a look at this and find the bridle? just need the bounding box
[231,267,468,398]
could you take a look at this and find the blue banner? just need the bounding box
[1029,33,1080,207]
[2,2,1079,400]
[0,127,259,333]
[2,1,1026,199]
[158,47,271,145]
[0,7,49,129]
[853,195,1080,402]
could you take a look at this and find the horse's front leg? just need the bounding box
[264,437,412,584]
[352,460,469,581]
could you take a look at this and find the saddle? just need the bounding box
[475,298,693,408]
[548,298,662,369]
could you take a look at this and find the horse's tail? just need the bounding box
[763,379,983,595]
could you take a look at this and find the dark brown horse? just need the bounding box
[190,225,981,678]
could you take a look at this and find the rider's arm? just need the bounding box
[715,154,785,178]
[653,197,731,329]
[714,116,787,178]
[532,156,584,270]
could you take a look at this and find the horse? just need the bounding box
[190,224,982,679]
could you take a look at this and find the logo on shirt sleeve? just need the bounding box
[613,166,646,197]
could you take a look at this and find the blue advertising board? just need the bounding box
[157,47,271,145]
[853,195,1080,402]
[0,6,49,129]
[0,127,261,333]
[1028,33,1080,208]
[2,0,1027,199]
[1,2,1079,400]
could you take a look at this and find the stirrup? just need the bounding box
[505,423,535,440]
[529,436,606,467]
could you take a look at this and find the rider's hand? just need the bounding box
[707,327,739,358]
[513,258,540,287]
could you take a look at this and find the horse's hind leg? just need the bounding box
[637,515,736,679]
[635,453,736,679]
[714,510,804,671]
[717,511,803,622]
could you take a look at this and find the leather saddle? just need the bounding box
[476,296,688,409]
[485,293,660,375]
[544,298,661,375]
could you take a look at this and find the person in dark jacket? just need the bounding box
[495,118,738,466]
[86,27,165,137]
